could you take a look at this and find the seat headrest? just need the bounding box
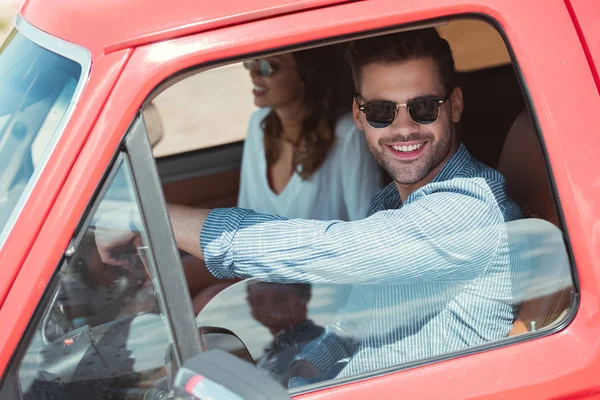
[496,111,558,226]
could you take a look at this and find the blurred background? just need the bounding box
[0,0,18,40]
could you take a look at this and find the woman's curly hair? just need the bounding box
[262,47,341,180]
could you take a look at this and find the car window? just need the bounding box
[150,21,511,159]
[196,217,574,390]
[15,156,175,399]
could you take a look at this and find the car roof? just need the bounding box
[20,0,353,59]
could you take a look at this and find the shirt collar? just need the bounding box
[430,143,471,184]
[368,143,472,214]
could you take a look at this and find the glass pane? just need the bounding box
[0,30,82,236]
[17,157,174,399]
[197,280,351,385]
[196,219,574,389]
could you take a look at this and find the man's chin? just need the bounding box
[385,163,429,186]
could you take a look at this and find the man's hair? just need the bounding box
[346,28,456,93]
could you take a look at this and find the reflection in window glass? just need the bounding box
[0,30,82,237]
[197,219,573,390]
[17,158,173,400]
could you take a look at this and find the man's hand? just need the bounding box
[94,206,140,266]
[95,226,138,266]
[94,204,212,266]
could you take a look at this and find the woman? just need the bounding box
[238,47,383,220]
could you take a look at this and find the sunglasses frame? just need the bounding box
[243,59,277,78]
[355,92,451,128]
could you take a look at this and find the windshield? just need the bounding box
[0,30,83,238]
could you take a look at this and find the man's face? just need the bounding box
[352,57,463,185]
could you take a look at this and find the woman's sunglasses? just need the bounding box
[355,93,451,128]
[243,59,278,78]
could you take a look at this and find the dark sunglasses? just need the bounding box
[355,92,451,128]
[243,59,279,77]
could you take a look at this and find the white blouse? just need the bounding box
[238,108,384,221]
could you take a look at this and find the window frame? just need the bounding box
[124,114,203,362]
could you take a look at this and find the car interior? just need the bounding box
[146,17,574,344]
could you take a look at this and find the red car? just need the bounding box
[0,0,598,398]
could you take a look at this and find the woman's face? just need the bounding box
[247,54,305,109]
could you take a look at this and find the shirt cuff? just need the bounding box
[200,207,253,279]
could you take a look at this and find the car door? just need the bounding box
[3,0,599,399]
[121,2,594,398]
[566,0,600,94]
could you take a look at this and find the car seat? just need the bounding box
[496,110,573,335]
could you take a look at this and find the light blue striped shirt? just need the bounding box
[200,144,522,385]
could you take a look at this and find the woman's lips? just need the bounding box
[252,83,267,96]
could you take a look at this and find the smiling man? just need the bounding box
[97,28,522,386]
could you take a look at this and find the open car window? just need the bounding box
[151,63,255,158]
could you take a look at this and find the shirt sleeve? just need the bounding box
[201,178,506,285]
[339,122,384,221]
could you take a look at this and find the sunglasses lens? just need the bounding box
[364,102,397,129]
[243,59,273,77]
[408,98,439,124]
[258,60,272,77]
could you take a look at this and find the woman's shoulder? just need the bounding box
[333,112,359,139]
[332,112,368,154]
[249,107,271,126]
[246,107,271,140]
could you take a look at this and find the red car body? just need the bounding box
[1,0,599,398]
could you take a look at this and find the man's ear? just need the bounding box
[450,87,464,124]
[352,98,365,131]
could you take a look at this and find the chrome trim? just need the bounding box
[0,15,92,250]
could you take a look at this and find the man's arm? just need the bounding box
[95,204,210,266]
[166,204,210,259]
[201,181,506,285]
[98,181,505,286]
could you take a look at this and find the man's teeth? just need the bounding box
[253,84,266,92]
[391,143,424,152]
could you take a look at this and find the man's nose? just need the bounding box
[389,106,419,135]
